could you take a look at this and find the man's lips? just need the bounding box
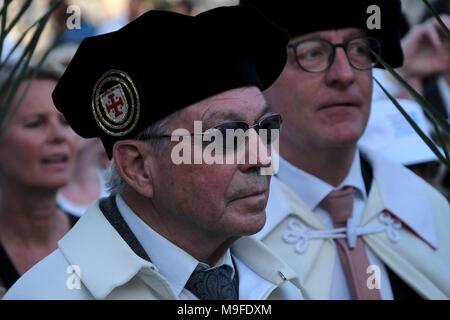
[318,102,360,110]
[232,189,268,201]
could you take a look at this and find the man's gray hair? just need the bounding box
[106,111,177,195]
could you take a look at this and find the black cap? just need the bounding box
[240,0,404,68]
[52,6,290,159]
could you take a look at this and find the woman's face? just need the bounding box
[0,78,77,190]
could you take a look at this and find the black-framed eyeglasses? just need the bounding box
[140,113,283,150]
[287,36,381,73]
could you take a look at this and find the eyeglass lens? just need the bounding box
[293,37,380,72]
[208,114,282,150]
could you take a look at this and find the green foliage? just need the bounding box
[0,0,63,140]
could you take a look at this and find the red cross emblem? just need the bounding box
[106,93,124,118]
[100,84,128,122]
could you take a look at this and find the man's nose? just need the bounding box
[238,128,272,173]
[325,47,356,88]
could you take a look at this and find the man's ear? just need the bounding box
[112,140,154,198]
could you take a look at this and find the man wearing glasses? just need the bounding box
[242,0,450,299]
[3,6,306,300]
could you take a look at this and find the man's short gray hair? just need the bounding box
[106,112,176,195]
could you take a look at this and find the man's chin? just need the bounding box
[322,126,365,147]
[223,203,267,236]
[237,210,267,236]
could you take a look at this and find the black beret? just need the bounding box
[240,0,404,68]
[52,6,290,159]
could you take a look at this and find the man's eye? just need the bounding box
[349,45,369,55]
[348,39,371,55]
[300,49,323,60]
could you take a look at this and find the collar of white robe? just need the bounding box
[282,210,402,254]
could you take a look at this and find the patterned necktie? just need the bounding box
[185,264,239,300]
[320,187,382,300]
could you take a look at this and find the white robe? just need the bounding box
[3,199,307,300]
[256,148,450,299]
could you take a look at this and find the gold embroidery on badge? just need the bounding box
[92,70,140,137]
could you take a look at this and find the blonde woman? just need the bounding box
[0,69,77,295]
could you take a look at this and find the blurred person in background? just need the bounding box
[418,0,450,117]
[95,0,158,35]
[0,66,77,297]
[371,7,449,102]
[359,99,445,193]
[172,0,194,15]
[370,0,450,208]
[42,42,110,217]
[57,136,109,217]
[418,0,450,200]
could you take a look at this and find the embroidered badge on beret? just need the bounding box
[52,7,291,159]
[92,69,140,137]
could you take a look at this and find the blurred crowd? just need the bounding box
[365,0,450,197]
[0,0,449,299]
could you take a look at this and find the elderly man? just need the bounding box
[242,0,450,299]
[4,6,306,300]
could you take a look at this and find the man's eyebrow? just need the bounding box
[203,102,273,125]
[259,102,273,118]
[290,29,367,44]
[345,30,367,40]
[203,110,242,124]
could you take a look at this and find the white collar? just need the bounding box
[359,147,439,249]
[115,194,235,297]
[258,151,367,239]
[58,200,162,299]
[276,151,367,211]
[58,199,304,299]
[259,148,439,249]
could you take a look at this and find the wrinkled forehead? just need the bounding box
[169,86,268,127]
[289,27,368,44]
